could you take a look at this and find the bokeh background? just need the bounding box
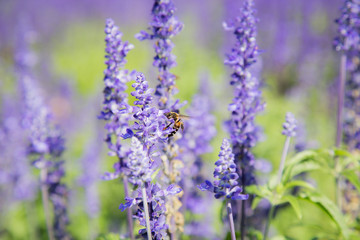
[0,0,344,239]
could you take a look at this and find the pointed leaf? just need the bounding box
[284,180,316,191]
[299,191,350,239]
[282,195,302,219]
[342,170,360,193]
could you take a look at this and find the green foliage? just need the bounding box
[248,147,360,239]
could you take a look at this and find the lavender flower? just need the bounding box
[136,0,183,110]
[180,77,217,156]
[0,100,36,202]
[224,0,264,187]
[282,112,297,137]
[16,24,70,239]
[99,18,134,180]
[78,132,102,219]
[334,0,360,53]
[120,183,182,240]
[198,139,248,200]
[177,77,217,238]
[344,54,360,150]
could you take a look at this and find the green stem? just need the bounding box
[142,186,152,240]
[263,206,275,240]
[277,136,291,185]
[227,200,236,240]
[40,167,55,240]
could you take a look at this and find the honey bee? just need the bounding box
[164,112,190,137]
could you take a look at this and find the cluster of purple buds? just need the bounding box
[198,139,248,200]
[334,0,360,52]
[282,112,297,137]
[120,183,182,239]
[100,19,135,180]
[136,0,183,110]
[126,73,170,148]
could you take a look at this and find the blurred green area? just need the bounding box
[0,8,344,239]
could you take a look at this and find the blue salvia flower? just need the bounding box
[16,25,70,239]
[224,0,264,187]
[198,139,248,200]
[136,0,184,110]
[177,77,217,238]
[20,76,71,239]
[0,99,36,202]
[334,0,360,52]
[120,183,182,240]
[100,18,135,180]
[344,54,360,150]
[180,77,217,156]
[282,112,297,137]
[78,132,102,219]
[334,1,360,149]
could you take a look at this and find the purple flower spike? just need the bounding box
[198,139,248,201]
[224,0,264,187]
[136,0,184,110]
[282,112,297,137]
[334,0,360,52]
[100,19,135,179]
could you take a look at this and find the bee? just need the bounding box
[164,112,190,137]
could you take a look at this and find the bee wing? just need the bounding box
[178,114,191,120]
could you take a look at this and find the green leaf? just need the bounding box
[299,191,350,239]
[283,161,324,183]
[96,233,121,240]
[334,148,352,157]
[246,184,261,195]
[251,196,263,210]
[286,150,317,166]
[283,180,316,192]
[282,195,302,219]
[342,170,360,193]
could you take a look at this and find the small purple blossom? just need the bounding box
[127,137,153,186]
[334,0,360,52]
[136,0,184,110]
[120,183,182,240]
[282,112,297,137]
[198,139,248,201]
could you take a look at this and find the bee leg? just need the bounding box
[163,122,173,130]
[181,123,184,132]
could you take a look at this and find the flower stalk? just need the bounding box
[40,167,55,240]
[227,196,236,240]
[141,186,152,240]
